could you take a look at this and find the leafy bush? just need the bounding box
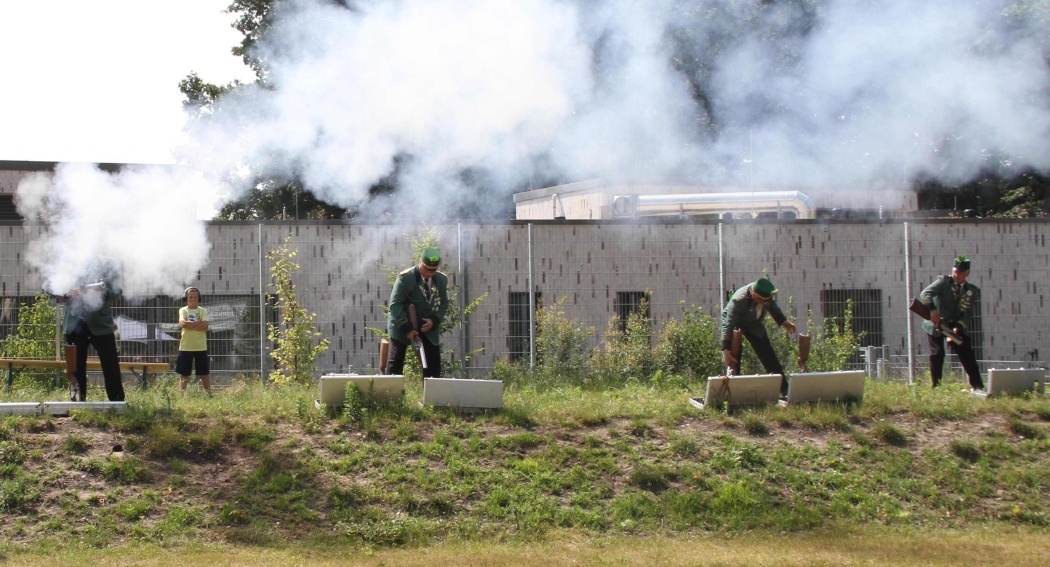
[0,293,59,389]
[522,298,594,388]
[590,308,655,387]
[654,303,722,381]
[267,236,330,387]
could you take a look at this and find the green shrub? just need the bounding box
[591,308,655,386]
[0,293,58,389]
[528,298,594,388]
[654,303,722,381]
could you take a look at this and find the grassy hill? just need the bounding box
[1,376,1048,562]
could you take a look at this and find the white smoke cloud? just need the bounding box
[705,0,1050,191]
[184,0,593,215]
[16,163,213,299]
[178,0,1049,213]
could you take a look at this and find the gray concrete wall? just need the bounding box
[2,219,1046,376]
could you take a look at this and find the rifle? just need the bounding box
[909,299,962,344]
[797,333,811,373]
[727,329,742,376]
[406,304,428,370]
[378,339,389,375]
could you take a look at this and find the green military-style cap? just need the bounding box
[954,255,971,271]
[421,247,442,267]
[753,277,776,299]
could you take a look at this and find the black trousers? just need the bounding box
[927,333,984,389]
[68,330,125,401]
[743,329,788,395]
[385,335,441,378]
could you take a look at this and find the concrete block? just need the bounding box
[690,374,782,409]
[318,374,404,406]
[0,402,41,415]
[42,401,127,415]
[423,377,503,409]
[972,368,1047,398]
[784,370,866,404]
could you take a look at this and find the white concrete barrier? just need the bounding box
[0,402,41,415]
[42,401,127,415]
[423,378,503,410]
[689,374,782,409]
[317,374,405,407]
[972,368,1047,398]
[783,370,865,405]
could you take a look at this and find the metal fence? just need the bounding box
[1,219,1047,388]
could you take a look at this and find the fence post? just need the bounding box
[258,223,266,383]
[904,222,914,385]
[458,223,467,375]
[528,223,536,369]
[718,222,725,304]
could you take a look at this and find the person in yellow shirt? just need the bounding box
[177,287,211,394]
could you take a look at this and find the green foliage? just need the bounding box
[654,303,722,381]
[267,236,330,387]
[216,180,348,220]
[533,298,594,386]
[0,293,59,388]
[590,307,655,386]
[0,471,39,512]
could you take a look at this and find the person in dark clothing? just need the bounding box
[920,255,984,391]
[385,247,448,378]
[60,277,124,402]
[720,276,797,395]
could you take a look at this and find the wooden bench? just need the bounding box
[0,359,170,390]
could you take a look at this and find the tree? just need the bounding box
[266,236,330,386]
[218,180,348,220]
[0,293,58,389]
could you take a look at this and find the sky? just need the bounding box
[0,1,255,164]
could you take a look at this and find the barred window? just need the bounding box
[819,288,883,348]
[508,291,541,363]
[615,291,651,333]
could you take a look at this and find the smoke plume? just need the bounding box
[177,0,1049,216]
[16,163,212,298]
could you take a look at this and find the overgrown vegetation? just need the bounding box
[1,374,1049,557]
[495,296,861,390]
[0,293,58,388]
[266,236,330,386]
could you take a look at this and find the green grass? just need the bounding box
[1,375,1050,552]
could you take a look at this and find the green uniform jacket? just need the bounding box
[387,266,449,346]
[920,275,980,337]
[63,281,119,336]
[720,282,787,350]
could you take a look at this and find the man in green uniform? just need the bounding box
[720,276,797,395]
[385,247,449,377]
[920,255,984,391]
[59,272,125,402]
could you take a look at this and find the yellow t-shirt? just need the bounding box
[179,306,208,352]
